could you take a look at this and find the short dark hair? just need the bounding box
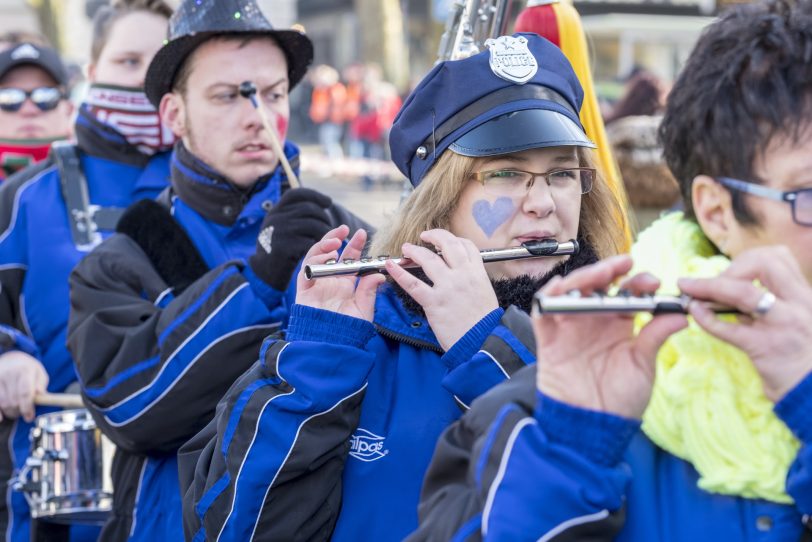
[171,33,288,96]
[91,0,173,63]
[660,0,812,223]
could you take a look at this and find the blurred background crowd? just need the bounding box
[0,0,745,229]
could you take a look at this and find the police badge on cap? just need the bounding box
[485,35,538,85]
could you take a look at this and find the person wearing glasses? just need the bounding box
[0,42,72,181]
[408,1,812,540]
[0,2,174,541]
[179,33,627,541]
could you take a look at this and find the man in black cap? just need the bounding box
[66,1,369,540]
[0,42,73,180]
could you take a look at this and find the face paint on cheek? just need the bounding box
[276,115,288,141]
[472,197,516,238]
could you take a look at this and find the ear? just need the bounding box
[86,63,96,84]
[159,92,186,138]
[692,174,734,254]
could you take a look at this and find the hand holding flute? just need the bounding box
[296,227,527,350]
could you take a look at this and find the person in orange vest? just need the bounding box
[309,64,347,159]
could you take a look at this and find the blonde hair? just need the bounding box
[371,148,627,261]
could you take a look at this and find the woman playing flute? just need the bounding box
[179,33,627,541]
[411,1,812,540]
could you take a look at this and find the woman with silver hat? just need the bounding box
[179,32,627,541]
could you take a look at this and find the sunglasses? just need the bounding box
[0,87,65,113]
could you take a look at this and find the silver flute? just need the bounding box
[533,292,738,315]
[305,238,579,279]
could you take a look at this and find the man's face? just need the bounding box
[0,65,72,140]
[161,38,290,188]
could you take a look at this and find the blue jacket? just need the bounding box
[409,363,812,542]
[179,282,539,541]
[0,111,170,542]
[67,142,371,542]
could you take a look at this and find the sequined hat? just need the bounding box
[144,0,313,106]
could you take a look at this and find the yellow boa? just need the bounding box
[631,213,798,503]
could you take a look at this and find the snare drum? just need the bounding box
[12,409,114,525]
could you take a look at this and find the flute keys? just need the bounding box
[325,259,337,265]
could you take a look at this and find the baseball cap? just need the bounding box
[0,43,68,87]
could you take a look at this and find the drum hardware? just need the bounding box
[305,238,578,279]
[11,409,114,525]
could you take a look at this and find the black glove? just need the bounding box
[249,188,333,291]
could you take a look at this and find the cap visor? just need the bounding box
[449,108,595,157]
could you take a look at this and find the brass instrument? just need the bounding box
[436,0,515,62]
[305,238,578,279]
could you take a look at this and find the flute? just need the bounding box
[305,238,579,279]
[533,292,739,315]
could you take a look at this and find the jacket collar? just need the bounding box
[169,140,298,226]
[373,284,441,352]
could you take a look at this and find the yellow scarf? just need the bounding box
[631,213,798,503]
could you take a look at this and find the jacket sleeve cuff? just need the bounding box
[441,308,505,369]
[535,391,639,467]
[0,325,39,358]
[286,304,376,348]
[242,263,286,310]
[775,371,812,443]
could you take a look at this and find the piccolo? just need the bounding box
[304,238,579,279]
[533,292,739,315]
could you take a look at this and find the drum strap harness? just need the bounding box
[52,141,125,252]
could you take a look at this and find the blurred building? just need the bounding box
[0,0,296,65]
[0,1,40,40]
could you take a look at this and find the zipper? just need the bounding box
[374,324,444,353]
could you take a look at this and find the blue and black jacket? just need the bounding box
[0,108,171,542]
[178,282,538,541]
[66,141,370,542]
[409,363,812,542]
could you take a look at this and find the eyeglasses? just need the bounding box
[716,177,812,227]
[473,167,595,199]
[0,87,65,113]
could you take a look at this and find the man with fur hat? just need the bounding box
[66,1,369,540]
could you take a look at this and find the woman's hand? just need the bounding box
[385,229,499,351]
[295,225,385,322]
[534,255,688,419]
[679,245,812,402]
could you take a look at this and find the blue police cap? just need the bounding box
[390,33,595,187]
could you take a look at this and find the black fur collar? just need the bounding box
[116,198,209,295]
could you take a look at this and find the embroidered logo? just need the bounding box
[10,43,40,61]
[349,428,389,462]
[485,35,538,85]
[258,225,274,254]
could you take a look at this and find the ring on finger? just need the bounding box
[753,291,777,318]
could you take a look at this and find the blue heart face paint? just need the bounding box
[472,197,515,237]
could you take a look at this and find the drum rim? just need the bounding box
[34,408,95,431]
